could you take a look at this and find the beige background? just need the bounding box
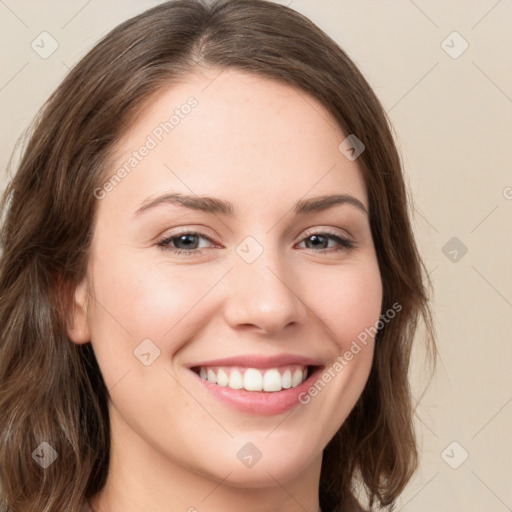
[1,1,511,510]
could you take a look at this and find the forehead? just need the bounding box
[103,68,368,214]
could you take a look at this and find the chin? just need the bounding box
[196,448,319,489]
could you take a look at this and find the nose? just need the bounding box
[222,244,308,335]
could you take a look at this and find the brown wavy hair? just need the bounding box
[0,1,436,511]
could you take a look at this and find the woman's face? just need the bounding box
[69,68,382,494]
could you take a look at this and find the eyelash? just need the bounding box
[156,228,355,256]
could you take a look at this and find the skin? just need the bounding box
[68,68,383,512]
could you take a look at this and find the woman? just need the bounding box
[0,1,436,511]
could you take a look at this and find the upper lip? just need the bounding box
[188,353,323,370]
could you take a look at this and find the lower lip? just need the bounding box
[189,366,323,416]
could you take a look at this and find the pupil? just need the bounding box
[308,235,326,249]
[177,234,197,249]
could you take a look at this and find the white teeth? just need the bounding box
[291,368,303,387]
[263,369,282,392]
[207,368,217,384]
[228,369,244,389]
[282,370,292,389]
[244,368,263,391]
[196,364,312,392]
[217,369,229,387]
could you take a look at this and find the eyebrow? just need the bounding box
[134,192,368,217]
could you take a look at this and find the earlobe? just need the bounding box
[66,277,91,344]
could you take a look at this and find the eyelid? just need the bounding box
[159,225,218,241]
[300,226,354,242]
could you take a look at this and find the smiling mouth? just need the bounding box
[190,364,319,392]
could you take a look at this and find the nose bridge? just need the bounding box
[222,233,306,334]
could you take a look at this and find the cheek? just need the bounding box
[303,259,383,351]
[87,248,224,351]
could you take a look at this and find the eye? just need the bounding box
[296,231,355,253]
[156,230,216,256]
[156,228,355,257]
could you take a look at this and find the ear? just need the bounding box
[66,277,91,344]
